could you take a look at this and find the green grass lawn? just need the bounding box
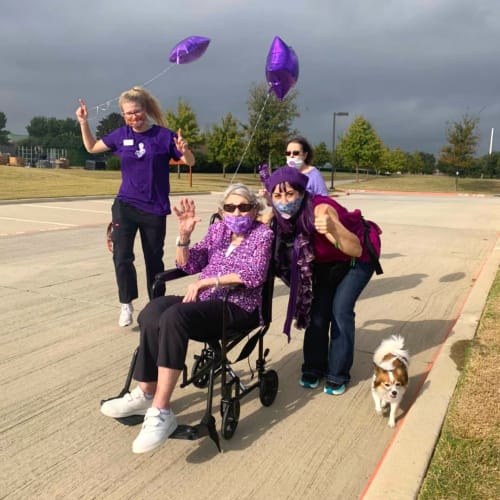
[1,165,499,200]
[0,165,263,200]
[339,172,500,195]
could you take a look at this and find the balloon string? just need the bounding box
[86,64,176,122]
[230,91,271,183]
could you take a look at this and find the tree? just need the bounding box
[336,116,383,181]
[476,152,500,178]
[24,115,86,165]
[0,112,11,145]
[313,141,332,167]
[382,147,407,174]
[25,116,81,148]
[439,113,479,174]
[244,82,299,171]
[165,98,202,150]
[406,151,425,174]
[417,151,436,174]
[205,113,245,177]
[96,112,124,139]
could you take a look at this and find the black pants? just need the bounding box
[134,295,259,381]
[111,199,166,303]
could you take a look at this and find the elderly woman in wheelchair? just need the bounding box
[101,183,274,454]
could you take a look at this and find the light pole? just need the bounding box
[330,112,349,189]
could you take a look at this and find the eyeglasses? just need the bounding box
[223,203,254,213]
[122,110,144,117]
[286,150,303,156]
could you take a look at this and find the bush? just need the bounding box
[106,156,121,171]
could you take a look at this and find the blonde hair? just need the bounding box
[118,86,165,126]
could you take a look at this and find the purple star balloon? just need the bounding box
[265,36,299,100]
[169,36,211,64]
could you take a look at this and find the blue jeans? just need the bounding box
[302,261,374,385]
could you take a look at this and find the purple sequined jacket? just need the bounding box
[177,220,274,319]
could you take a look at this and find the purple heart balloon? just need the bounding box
[169,36,211,64]
[265,36,299,100]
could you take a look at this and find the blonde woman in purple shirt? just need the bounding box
[76,87,195,327]
[100,184,274,453]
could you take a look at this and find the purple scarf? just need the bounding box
[274,195,315,340]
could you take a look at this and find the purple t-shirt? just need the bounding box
[177,220,274,319]
[304,167,329,196]
[102,125,182,215]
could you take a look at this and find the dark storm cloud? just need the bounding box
[2,0,499,155]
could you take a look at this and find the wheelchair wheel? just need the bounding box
[191,355,211,389]
[221,398,240,440]
[259,369,279,407]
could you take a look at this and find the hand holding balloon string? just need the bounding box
[76,99,89,124]
[174,128,189,154]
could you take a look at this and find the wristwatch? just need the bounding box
[175,236,190,247]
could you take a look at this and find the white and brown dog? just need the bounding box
[371,335,410,428]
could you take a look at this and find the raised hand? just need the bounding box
[173,198,201,238]
[174,128,189,154]
[75,99,88,124]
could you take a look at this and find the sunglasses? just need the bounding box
[286,150,302,156]
[223,203,254,213]
[123,110,144,117]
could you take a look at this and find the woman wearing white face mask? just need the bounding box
[285,135,329,196]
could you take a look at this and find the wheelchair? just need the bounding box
[101,215,279,452]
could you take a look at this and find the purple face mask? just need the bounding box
[223,214,254,235]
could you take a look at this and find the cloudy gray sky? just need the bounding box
[2,0,499,156]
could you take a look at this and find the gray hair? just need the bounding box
[218,183,264,214]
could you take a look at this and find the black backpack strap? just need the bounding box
[362,219,383,275]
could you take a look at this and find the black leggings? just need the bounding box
[134,295,259,381]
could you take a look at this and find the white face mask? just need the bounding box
[287,157,304,169]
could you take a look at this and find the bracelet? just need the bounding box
[176,236,190,247]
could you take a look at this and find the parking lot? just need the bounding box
[1,192,499,499]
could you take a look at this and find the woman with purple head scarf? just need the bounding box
[265,166,382,396]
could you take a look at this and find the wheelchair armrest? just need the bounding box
[220,283,244,302]
[151,268,189,298]
[154,268,189,282]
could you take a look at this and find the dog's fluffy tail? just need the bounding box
[373,335,410,369]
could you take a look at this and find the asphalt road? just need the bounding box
[1,192,499,499]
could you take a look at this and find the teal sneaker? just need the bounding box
[324,381,346,395]
[299,374,320,389]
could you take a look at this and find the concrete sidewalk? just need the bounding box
[1,193,499,499]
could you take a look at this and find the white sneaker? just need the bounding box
[132,407,177,454]
[100,386,151,418]
[119,303,133,327]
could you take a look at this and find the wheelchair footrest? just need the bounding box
[170,415,221,452]
[170,424,205,441]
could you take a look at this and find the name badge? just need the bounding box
[123,139,134,146]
